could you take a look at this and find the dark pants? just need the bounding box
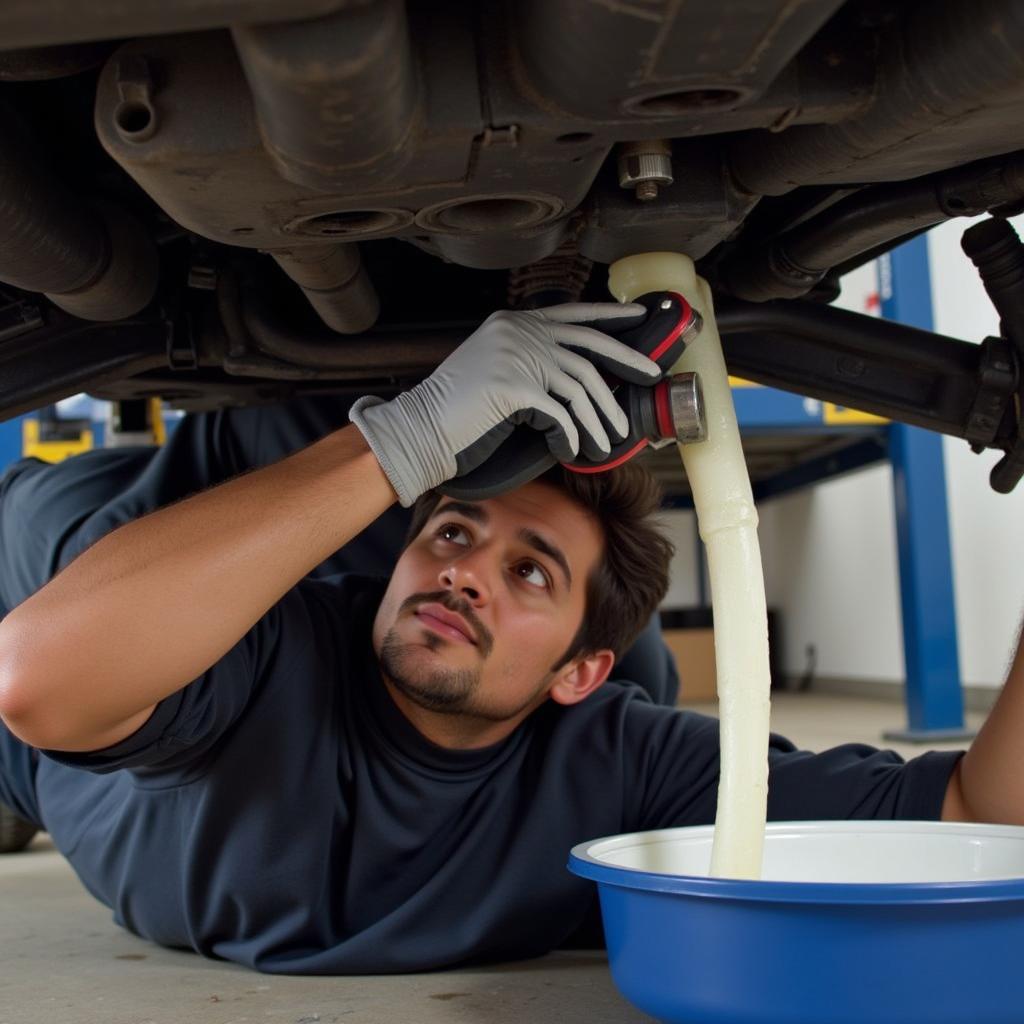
[0,398,678,824]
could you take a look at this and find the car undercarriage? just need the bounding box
[1,0,1023,490]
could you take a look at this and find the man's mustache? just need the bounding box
[399,590,494,656]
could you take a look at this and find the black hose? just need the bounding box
[725,151,1024,301]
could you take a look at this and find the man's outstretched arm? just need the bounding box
[0,426,395,752]
[942,614,1024,823]
[0,301,658,754]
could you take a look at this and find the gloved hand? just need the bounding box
[349,303,662,506]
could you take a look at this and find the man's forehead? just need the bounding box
[432,482,602,578]
[436,481,584,532]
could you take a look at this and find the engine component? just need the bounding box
[218,266,453,374]
[232,0,419,193]
[507,237,593,308]
[271,244,379,334]
[581,142,760,265]
[0,100,158,321]
[511,0,847,120]
[0,0,352,49]
[730,0,1024,193]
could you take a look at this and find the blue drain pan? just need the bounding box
[568,821,1024,1024]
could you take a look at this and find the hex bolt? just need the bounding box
[668,372,707,444]
[618,140,673,202]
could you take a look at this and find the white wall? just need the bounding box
[666,226,1024,689]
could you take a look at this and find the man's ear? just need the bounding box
[548,649,615,707]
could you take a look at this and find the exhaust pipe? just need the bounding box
[0,98,158,320]
[271,243,380,334]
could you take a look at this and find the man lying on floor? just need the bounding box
[0,304,1015,974]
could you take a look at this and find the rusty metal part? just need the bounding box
[271,243,380,334]
[232,0,420,193]
[511,0,848,120]
[507,236,593,308]
[730,0,1024,193]
[0,99,158,320]
[0,0,354,49]
[51,201,160,321]
[90,2,865,268]
[218,268,456,373]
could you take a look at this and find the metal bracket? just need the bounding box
[166,318,198,370]
[480,124,519,148]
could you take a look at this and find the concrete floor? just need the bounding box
[0,691,983,1023]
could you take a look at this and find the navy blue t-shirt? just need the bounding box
[32,573,961,975]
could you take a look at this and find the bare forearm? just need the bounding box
[944,617,1024,824]
[0,424,395,747]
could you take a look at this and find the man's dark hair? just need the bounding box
[404,462,675,666]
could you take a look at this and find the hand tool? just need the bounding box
[439,291,706,500]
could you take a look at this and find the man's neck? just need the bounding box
[381,677,536,751]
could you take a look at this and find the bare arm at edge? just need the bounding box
[942,614,1024,823]
[0,424,396,752]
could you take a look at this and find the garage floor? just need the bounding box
[0,691,983,1024]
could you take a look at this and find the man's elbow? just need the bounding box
[0,665,60,749]
[0,637,75,750]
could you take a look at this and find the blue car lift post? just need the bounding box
[878,238,973,743]
[0,414,22,469]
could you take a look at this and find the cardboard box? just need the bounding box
[662,627,717,703]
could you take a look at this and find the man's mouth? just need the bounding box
[413,603,477,645]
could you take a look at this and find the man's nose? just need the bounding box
[439,553,492,606]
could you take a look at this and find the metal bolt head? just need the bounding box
[617,140,673,202]
[668,372,707,444]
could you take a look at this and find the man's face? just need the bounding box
[372,481,608,734]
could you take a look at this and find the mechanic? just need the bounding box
[0,302,1018,975]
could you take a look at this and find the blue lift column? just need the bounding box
[0,415,25,470]
[878,238,973,742]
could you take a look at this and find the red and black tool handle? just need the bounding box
[439,291,702,501]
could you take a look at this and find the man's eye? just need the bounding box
[437,523,470,545]
[515,561,549,589]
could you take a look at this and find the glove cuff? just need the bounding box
[349,392,454,507]
[349,396,415,507]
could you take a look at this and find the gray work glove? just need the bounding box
[349,303,662,506]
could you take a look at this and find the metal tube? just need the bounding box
[271,244,380,335]
[0,99,157,320]
[232,0,419,192]
[725,152,1024,301]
